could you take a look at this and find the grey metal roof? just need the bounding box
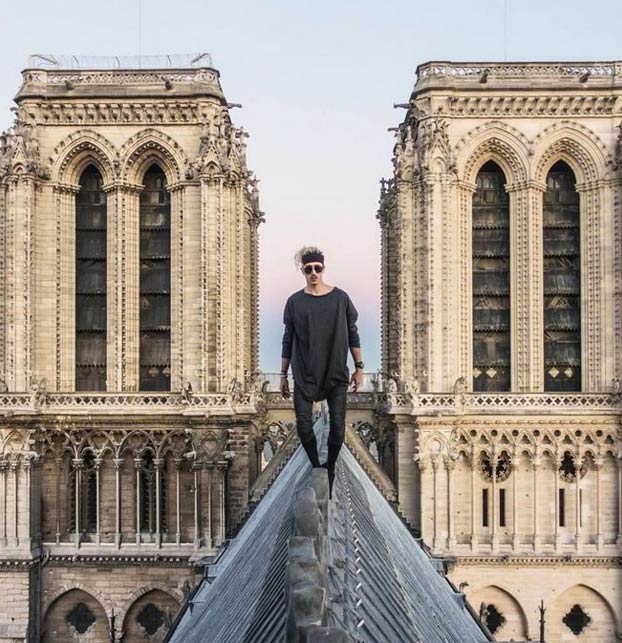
[170,419,490,643]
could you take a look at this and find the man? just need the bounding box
[280,246,364,497]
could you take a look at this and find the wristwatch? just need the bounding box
[354,361,364,370]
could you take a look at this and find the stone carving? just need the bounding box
[181,381,193,403]
[228,377,244,403]
[403,376,420,397]
[0,118,49,179]
[30,377,48,408]
[453,376,467,395]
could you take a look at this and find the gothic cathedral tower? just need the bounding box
[0,55,264,641]
[379,61,622,641]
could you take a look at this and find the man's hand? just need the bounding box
[280,376,291,399]
[350,369,363,392]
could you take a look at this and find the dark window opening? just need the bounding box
[140,165,171,391]
[544,161,580,391]
[482,488,489,527]
[499,488,506,527]
[563,604,591,635]
[69,452,97,533]
[66,602,96,634]
[140,452,167,534]
[482,603,506,635]
[559,451,586,482]
[136,603,166,636]
[480,452,512,482]
[559,488,565,527]
[472,161,510,391]
[76,166,107,390]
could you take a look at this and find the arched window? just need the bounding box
[139,165,171,391]
[76,166,107,390]
[472,161,510,391]
[543,161,580,391]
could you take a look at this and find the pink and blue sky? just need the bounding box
[1,0,619,372]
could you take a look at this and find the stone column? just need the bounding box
[72,458,83,547]
[470,451,478,551]
[205,463,213,550]
[0,462,6,545]
[193,464,201,548]
[431,457,441,552]
[532,457,541,550]
[2,175,37,390]
[113,458,123,547]
[11,463,18,546]
[94,458,102,545]
[491,456,498,552]
[54,456,62,544]
[154,458,164,547]
[104,184,122,391]
[594,456,603,550]
[554,454,561,552]
[169,186,185,390]
[174,458,182,545]
[216,462,227,546]
[134,458,142,545]
[446,458,456,550]
[120,185,142,390]
[511,461,519,551]
[54,184,79,391]
[575,453,582,550]
[506,182,547,391]
[456,181,476,389]
[576,182,605,391]
[617,456,622,546]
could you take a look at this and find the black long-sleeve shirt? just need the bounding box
[281,286,361,402]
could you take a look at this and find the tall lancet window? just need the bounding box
[76,165,107,391]
[544,161,581,391]
[139,165,171,391]
[472,161,510,391]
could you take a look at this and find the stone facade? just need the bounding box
[0,55,265,641]
[379,61,622,641]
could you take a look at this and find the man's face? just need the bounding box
[302,261,324,287]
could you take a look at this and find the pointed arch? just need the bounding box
[120,128,189,186]
[50,129,118,187]
[458,123,530,186]
[533,122,607,185]
[121,587,181,641]
[469,584,529,640]
[42,587,109,642]
[550,583,619,639]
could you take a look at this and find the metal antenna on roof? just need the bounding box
[138,0,142,69]
[504,0,510,61]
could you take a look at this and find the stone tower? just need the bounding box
[379,61,622,641]
[0,54,264,641]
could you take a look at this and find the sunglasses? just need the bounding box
[303,263,324,274]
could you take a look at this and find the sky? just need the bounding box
[1,0,620,373]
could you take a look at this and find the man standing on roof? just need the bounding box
[280,246,364,497]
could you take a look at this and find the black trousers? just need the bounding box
[293,382,348,452]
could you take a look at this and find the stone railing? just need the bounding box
[416,60,620,81]
[385,392,621,416]
[0,392,256,416]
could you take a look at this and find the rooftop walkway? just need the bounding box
[169,417,491,643]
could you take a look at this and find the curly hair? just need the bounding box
[294,246,325,269]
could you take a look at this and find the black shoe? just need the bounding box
[321,462,335,499]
